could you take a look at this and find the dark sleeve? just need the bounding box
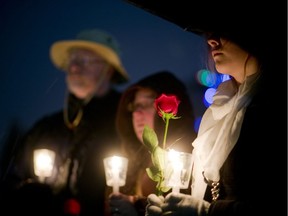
[134,197,148,216]
[3,113,63,190]
[209,200,253,216]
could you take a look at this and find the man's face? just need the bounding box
[65,48,111,99]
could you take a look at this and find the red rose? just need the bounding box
[154,93,180,117]
[142,93,182,195]
[142,93,182,194]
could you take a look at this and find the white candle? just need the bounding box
[103,155,128,194]
[169,150,182,194]
[111,156,121,193]
[33,149,55,183]
[164,149,193,194]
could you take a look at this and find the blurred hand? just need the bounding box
[161,192,210,216]
[145,194,165,216]
[109,193,138,216]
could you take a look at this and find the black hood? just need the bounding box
[135,71,188,97]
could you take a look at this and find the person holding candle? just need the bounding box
[107,71,197,216]
[122,1,286,216]
[1,28,129,216]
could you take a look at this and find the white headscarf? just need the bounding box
[191,73,259,199]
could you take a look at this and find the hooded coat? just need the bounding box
[114,71,197,215]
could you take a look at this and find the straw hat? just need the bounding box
[50,29,129,84]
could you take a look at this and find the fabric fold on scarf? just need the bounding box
[191,73,259,199]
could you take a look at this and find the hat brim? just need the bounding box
[50,40,129,84]
[124,0,283,36]
[124,0,286,59]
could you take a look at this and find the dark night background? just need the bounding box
[0,1,286,214]
[0,0,286,176]
[0,0,210,158]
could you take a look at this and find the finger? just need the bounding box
[146,204,162,215]
[161,202,177,213]
[161,211,175,216]
[159,195,165,202]
[164,193,183,204]
[147,194,164,206]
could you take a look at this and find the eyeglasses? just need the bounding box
[127,101,155,112]
[67,55,106,68]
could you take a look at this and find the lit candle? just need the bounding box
[165,149,193,194]
[33,149,55,183]
[103,155,128,194]
[168,149,182,193]
[111,156,121,193]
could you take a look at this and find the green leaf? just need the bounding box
[151,146,166,171]
[159,185,171,193]
[142,125,158,152]
[171,116,181,120]
[146,167,161,182]
[146,167,171,194]
[142,125,172,195]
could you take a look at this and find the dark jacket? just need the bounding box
[2,89,122,216]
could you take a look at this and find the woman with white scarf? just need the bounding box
[145,31,285,216]
[122,1,286,215]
